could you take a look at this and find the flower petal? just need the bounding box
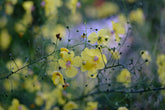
[88,32,98,44]
[98,29,107,36]
[88,69,97,78]
[72,56,82,67]
[65,66,78,78]
[59,59,66,68]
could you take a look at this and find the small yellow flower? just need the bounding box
[52,71,65,85]
[129,8,144,25]
[0,29,12,50]
[22,1,33,14]
[63,101,78,110]
[59,51,81,78]
[60,48,69,58]
[8,99,29,110]
[88,29,109,46]
[111,21,125,43]
[117,69,131,87]
[81,48,107,78]
[118,106,128,110]
[85,101,98,110]
[140,50,151,65]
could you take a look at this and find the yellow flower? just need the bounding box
[0,29,12,50]
[8,98,29,110]
[157,54,165,69]
[22,1,33,14]
[0,106,4,110]
[63,101,78,110]
[118,106,128,110]
[81,48,107,78]
[97,2,119,18]
[112,21,125,43]
[59,51,81,78]
[117,69,131,87]
[118,13,127,24]
[156,54,165,85]
[0,16,7,28]
[85,101,98,110]
[129,8,144,25]
[52,71,65,85]
[140,50,151,65]
[67,0,78,14]
[60,48,69,58]
[5,3,14,15]
[44,0,62,17]
[88,29,110,46]
[24,75,41,92]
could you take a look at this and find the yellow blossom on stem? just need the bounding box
[52,71,65,85]
[88,29,110,46]
[59,51,81,78]
[111,21,125,43]
[81,48,107,78]
[117,69,131,87]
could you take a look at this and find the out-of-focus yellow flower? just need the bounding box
[117,69,131,87]
[118,106,128,110]
[88,29,110,46]
[5,3,14,15]
[59,51,81,78]
[23,1,33,14]
[35,92,44,106]
[157,54,165,85]
[140,50,151,65]
[0,16,7,28]
[67,0,78,14]
[8,98,29,110]
[69,12,82,25]
[0,106,4,110]
[85,101,98,110]
[129,8,144,25]
[0,29,11,50]
[7,0,18,5]
[126,0,136,3]
[112,21,125,43]
[109,49,121,60]
[52,24,66,42]
[81,48,107,78]
[24,75,41,92]
[85,6,97,18]
[157,54,165,69]
[63,101,78,110]
[44,0,62,17]
[52,71,65,85]
[118,13,127,24]
[97,2,119,18]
